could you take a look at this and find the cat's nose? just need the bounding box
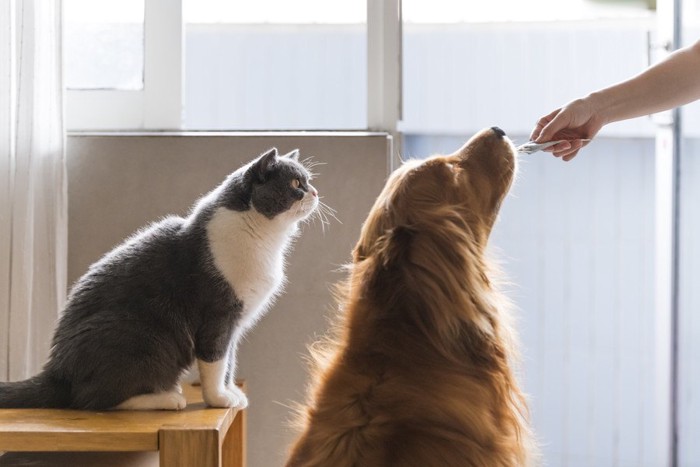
[309,186,318,197]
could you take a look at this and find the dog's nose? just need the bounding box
[491,126,506,138]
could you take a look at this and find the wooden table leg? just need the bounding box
[159,428,221,467]
[222,409,246,467]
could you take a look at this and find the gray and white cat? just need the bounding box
[0,147,318,410]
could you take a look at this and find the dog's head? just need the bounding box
[354,127,516,265]
[344,127,518,352]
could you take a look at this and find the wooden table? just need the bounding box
[0,384,245,467]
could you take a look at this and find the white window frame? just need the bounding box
[66,0,183,130]
[66,0,402,137]
[367,0,403,168]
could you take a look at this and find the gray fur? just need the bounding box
[0,148,314,409]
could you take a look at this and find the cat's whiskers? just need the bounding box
[318,198,337,220]
[308,208,324,233]
[301,157,326,170]
[295,195,322,233]
[301,157,325,180]
[305,198,339,235]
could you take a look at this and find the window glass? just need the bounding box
[183,0,367,130]
[64,0,145,90]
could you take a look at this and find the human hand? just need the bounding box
[530,98,606,161]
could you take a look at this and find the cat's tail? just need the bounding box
[0,372,71,408]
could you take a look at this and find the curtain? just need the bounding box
[0,0,66,381]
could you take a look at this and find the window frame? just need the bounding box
[66,0,401,135]
[65,0,183,130]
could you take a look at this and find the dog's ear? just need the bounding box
[375,225,415,269]
[352,244,367,262]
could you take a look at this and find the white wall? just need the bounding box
[406,134,662,466]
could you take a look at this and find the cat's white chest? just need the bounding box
[206,208,291,327]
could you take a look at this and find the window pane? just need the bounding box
[64,0,144,90]
[183,0,366,130]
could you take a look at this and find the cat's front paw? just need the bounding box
[164,392,188,410]
[226,384,249,409]
[203,387,248,409]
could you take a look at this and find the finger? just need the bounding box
[529,121,546,141]
[552,148,575,158]
[562,140,588,161]
[553,140,583,159]
[530,108,560,141]
[531,118,555,142]
[529,124,543,142]
[562,151,580,161]
[537,110,568,143]
[564,140,585,155]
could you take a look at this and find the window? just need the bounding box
[183,0,367,130]
[65,0,182,130]
[64,0,145,91]
[65,0,375,131]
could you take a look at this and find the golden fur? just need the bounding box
[287,128,537,467]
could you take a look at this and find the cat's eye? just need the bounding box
[291,179,301,189]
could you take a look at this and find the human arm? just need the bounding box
[531,39,700,161]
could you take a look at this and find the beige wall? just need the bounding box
[66,133,391,467]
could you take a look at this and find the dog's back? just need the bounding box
[288,363,529,466]
[288,316,532,467]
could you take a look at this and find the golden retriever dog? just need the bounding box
[287,127,536,467]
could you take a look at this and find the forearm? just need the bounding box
[587,40,700,124]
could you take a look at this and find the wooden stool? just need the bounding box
[0,384,245,467]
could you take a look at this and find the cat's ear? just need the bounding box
[253,147,278,182]
[284,149,300,161]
